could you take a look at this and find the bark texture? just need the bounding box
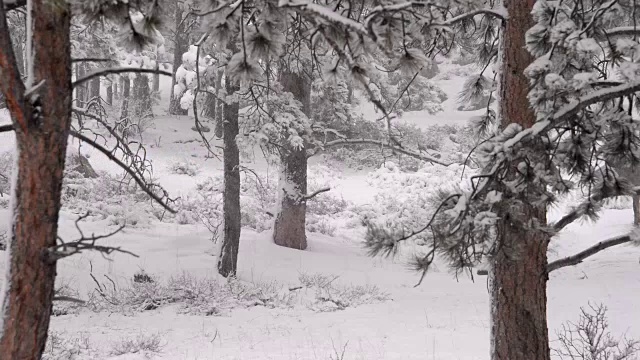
[0,2,72,359]
[272,71,311,250]
[490,1,551,360]
[217,74,241,277]
[168,5,188,116]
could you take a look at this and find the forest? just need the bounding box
[0,0,639,359]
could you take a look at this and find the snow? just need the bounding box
[0,61,639,360]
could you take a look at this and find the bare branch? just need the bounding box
[303,187,330,200]
[73,67,172,89]
[70,130,177,213]
[52,296,85,304]
[547,234,633,273]
[0,123,13,133]
[44,212,138,263]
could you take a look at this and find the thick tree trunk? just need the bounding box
[169,6,188,116]
[0,2,72,359]
[490,1,551,360]
[217,74,241,277]
[120,76,130,120]
[272,71,311,250]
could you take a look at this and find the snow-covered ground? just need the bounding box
[0,67,639,360]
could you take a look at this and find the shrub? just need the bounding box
[168,159,200,176]
[554,303,640,360]
[109,333,164,357]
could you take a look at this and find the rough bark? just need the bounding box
[217,74,241,277]
[168,5,188,116]
[0,2,72,359]
[272,71,311,250]
[490,1,551,360]
[634,195,640,225]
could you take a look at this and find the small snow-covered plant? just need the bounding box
[109,333,164,357]
[42,331,93,360]
[168,159,201,176]
[297,273,389,312]
[553,303,640,360]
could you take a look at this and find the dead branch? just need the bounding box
[547,234,633,273]
[52,296,85,304]
[43,212,137,263]
[303,187,331,200]
[73,67,172,89]
[70,130,177,213]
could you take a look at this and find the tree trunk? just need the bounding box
[120,76,130,120]
[76,62,86,107]
[217,73,241,277]
[272,71,311,250]
[214,69,223,137]
[0,2,72,359]
[490,1,551,360]
[633,194,640,225]
[90,74,100,99]
[113,78,119,99]
[169,5,188,116]
[106,80,113,105]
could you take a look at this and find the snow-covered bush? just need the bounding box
[297,273,390,312]
[359,162,472,254]
[63,170,162,227]
[553,303,639,360]
[168,159,201,176]
[109,333,164,357]
[177,165,353,235]
[42,331,94,360]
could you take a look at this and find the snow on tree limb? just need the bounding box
[547,234,634,273]
[322,138,452,166]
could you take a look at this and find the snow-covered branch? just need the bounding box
[322,138,452,166]
[73,67,172,89]
[547,234,634,273]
